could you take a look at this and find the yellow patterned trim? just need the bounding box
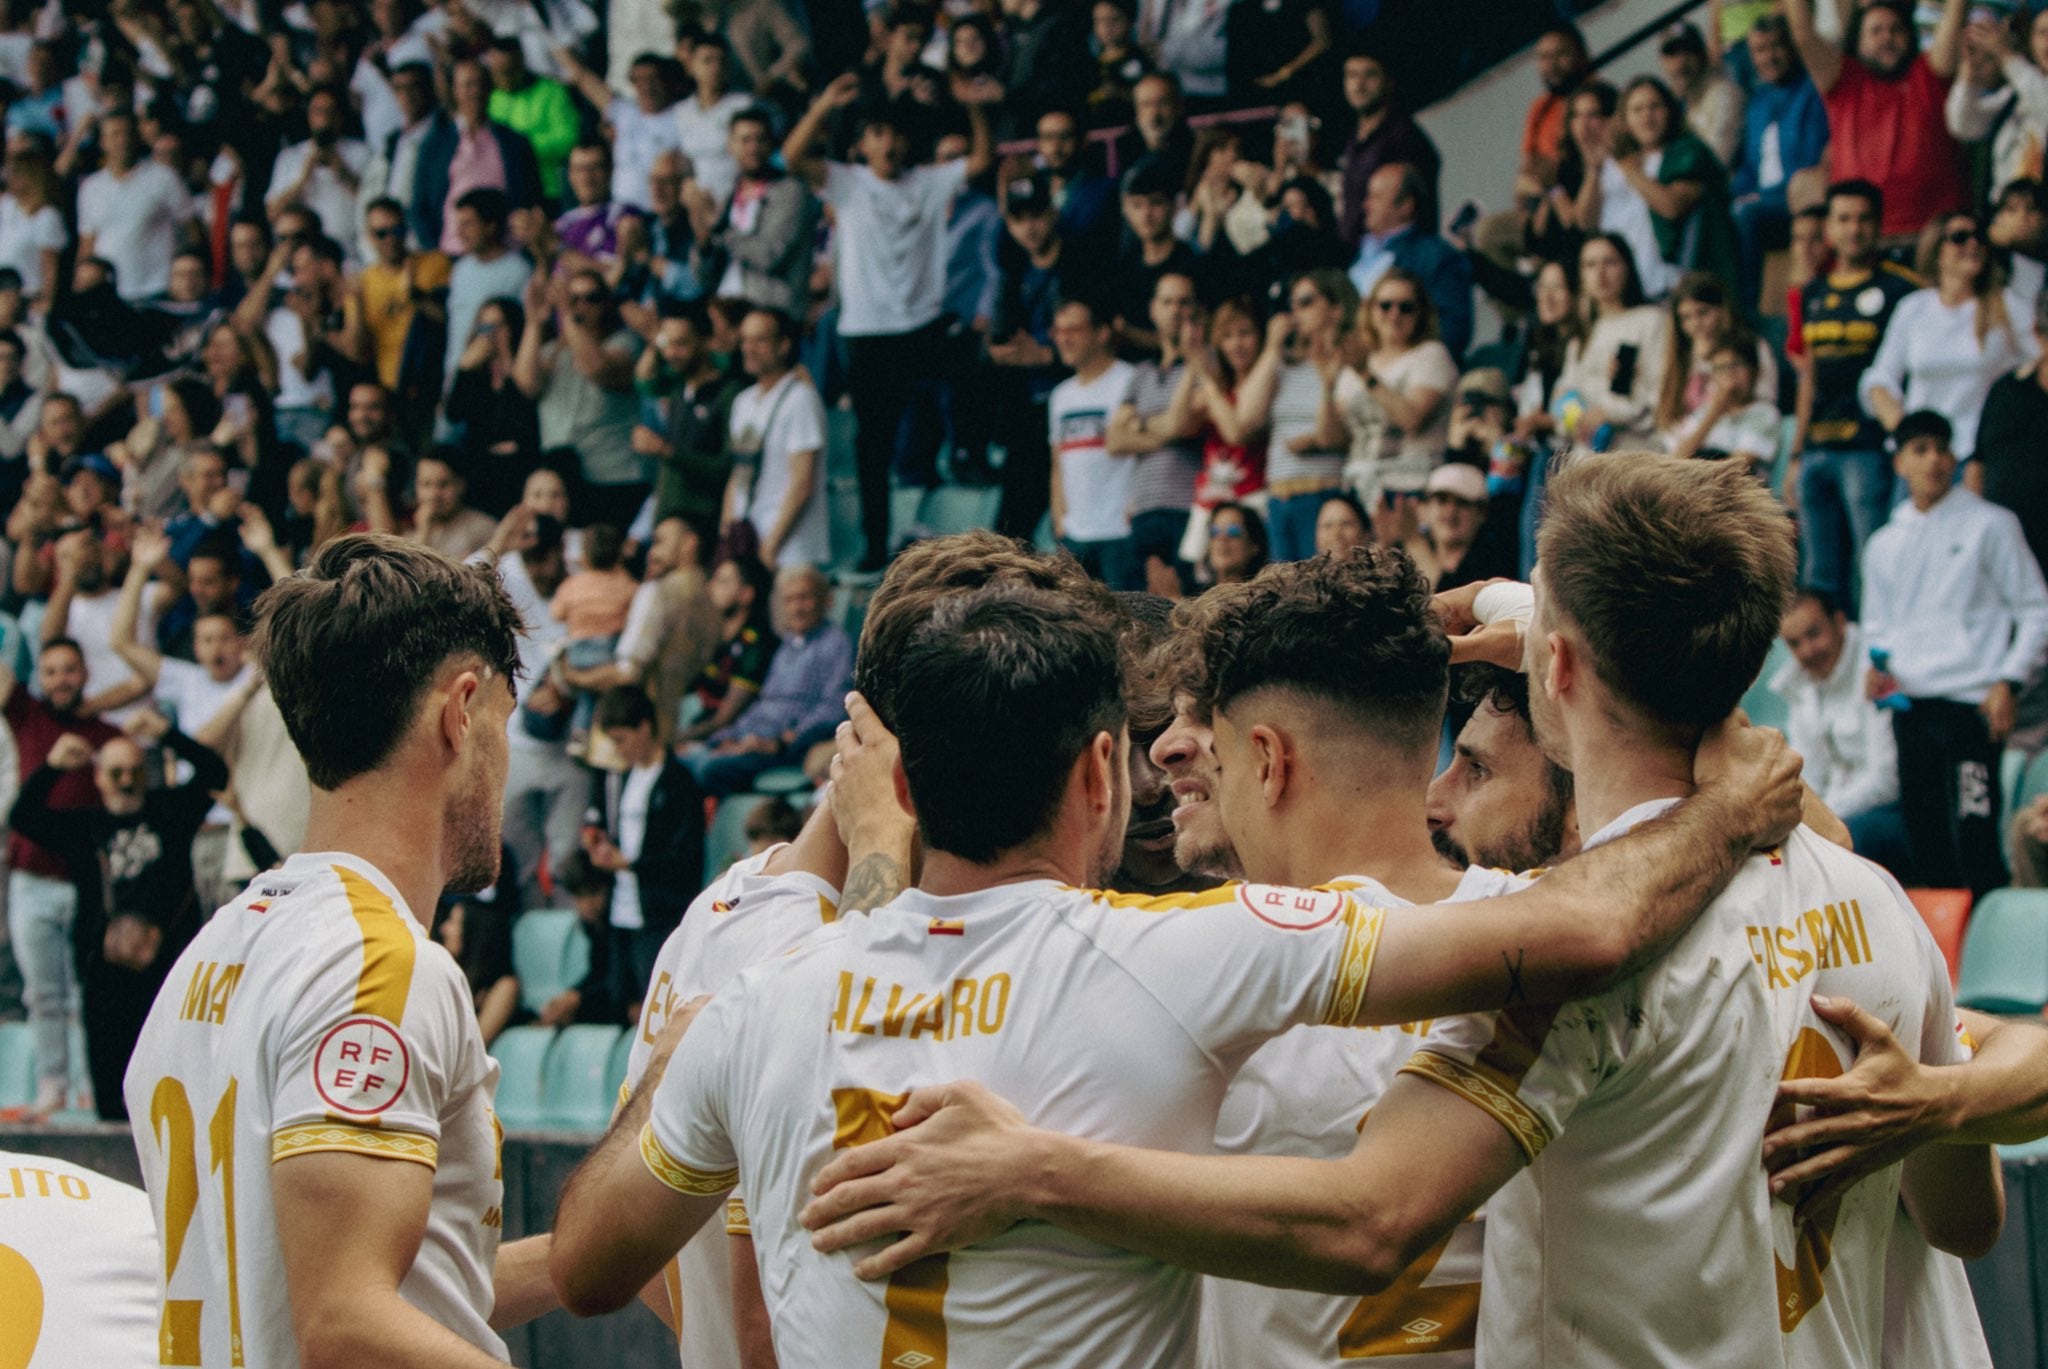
[272,1122,438,1168]
[1072,883,1244,913]
[724,1196,751,1234]
[1399,1051,1552,1162]
[1318,900,1385,1027]
[639,1124,739,1196]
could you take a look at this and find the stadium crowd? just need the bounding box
[3,0,2048,1358]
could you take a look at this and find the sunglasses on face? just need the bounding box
[369,224,403,239]
[1945,227,1984,246]
[569,291,604,305]
[1375,297,1419,315]
[1290,293,1323,308]
[1212,523,1247,539]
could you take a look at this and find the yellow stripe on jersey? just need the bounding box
[1318,900,1385,1027]
[272,1122,439,1168]
[724,1196,751,1235]
[1075,884,1244,913]
[1399,1051,1552,1162]
[639,1124,739,1196]
[336,866,416,1024]
[819,893,839,923]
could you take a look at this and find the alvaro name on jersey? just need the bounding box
[123,851,504,1368]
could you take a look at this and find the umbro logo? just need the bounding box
[892,1354,936,1368]
[1402,1318,1443,1339]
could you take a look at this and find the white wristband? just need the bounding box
[1473,580,1535,629]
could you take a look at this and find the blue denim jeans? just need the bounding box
[8,869,76,1101]
[1798,447,1894,615]
[1266,490,1330,564]
[1060,535,1140,590]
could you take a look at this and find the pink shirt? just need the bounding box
[441,123,508,255]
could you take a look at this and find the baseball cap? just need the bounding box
[1004,172,1053,217]
[1120,155,1177,201]
[1659,21,1706,57]
[1424,462,1488,503]
[63,452,120,488]
[1456,367,1512,407]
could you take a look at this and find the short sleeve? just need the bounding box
[31,205,65,252]
[780,383,827,456]
[642,991,743,1195]
[1398,984,1639,1164]
[1410,342,1459,395]
[269,908,469,1170]
[821,161,860,208]
[926,159,970,207]
[1072,884,1387,1071]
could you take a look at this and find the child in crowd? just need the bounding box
[551,522,639,736]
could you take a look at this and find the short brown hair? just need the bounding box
[1164,547,1448,756]
[253,534,522,789]
[1537,454,1794,729]
[855,531,1111,728]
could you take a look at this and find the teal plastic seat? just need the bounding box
[704,793,763,878]
[539,1025,624,1131]
[753,767,811,797]
[1739,638,1793,733]
[488,1025,554,1130]
[513,910,581,1014]
[1957,889,2048,1013]
[827,475,866,570]
[2015,750,2048,814]
[918,486,1001,538]
[2003,748,2029,817]
[0,1021,33,1108]
[607,1027,638,1108]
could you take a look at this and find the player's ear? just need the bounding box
[1542,631,1573,704]
[1250,722,1287,809]
[1080,729,1118,817]
[438,667,481,754]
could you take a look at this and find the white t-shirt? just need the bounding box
[0,196,66,297]
[623,847,843,1369]
[124,851,505,1367]
[609,97,684,208]
[267,138,374,261]
[1368,341,1459,491]
[1406,807,1965,1368]
[1881,1204,1993,1368]
[1199,865,1525,1369]
[727,370,830,568]
[1050,360,1137,543]
[155,657,255,824]
[822,158,969,336]
[0,1151,159,1367]
[76,159,192,301]
[672,91,750,205]
[609,760,662,931]
[1596,156,1679,299]
[643,879,1388,1368]
[60,588,156,725]
[265,308,336,411]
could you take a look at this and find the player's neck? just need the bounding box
[1566,721,1695,844]
[299,780,450,927]
[918,845,1088,898]
[1276,794,1462,904]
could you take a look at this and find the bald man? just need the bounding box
[9,714,226,1120]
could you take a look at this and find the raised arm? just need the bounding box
[1928,0,1967,80]
[782,72,861,189]
[1785,0,1846,94]
[112,525,171,687]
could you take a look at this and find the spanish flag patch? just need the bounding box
[928,919,965,937]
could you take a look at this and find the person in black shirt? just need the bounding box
[1974,289,2048,579]
[11,713,227,1121]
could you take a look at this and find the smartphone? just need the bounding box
[1447,199,1481,239]
[1612,343,1640,397]
[1380,488,1404,511]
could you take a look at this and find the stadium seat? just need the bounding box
[489,1025,554,1130]
[1904,889,1971,988]
[513,910,581,1015]
[2004,748,2030,818]
[1738,638,1793,733]
[1768,415,1797,501]
[1957,889,2048,1014]
[606,1027,637,1109]
[827,475,866,570]
[0,611,27,681]
[2015,750,2048,815]
[705,793,762,878]
[539,1024,625,1131]
[753,767,811,796]
[918,485,1001,538]
[0,1021,33,1109]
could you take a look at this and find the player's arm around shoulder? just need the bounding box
[552,992,732,1316]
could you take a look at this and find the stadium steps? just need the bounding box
[1957,889,2048,1014]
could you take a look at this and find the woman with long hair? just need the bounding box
[446,295,542,516]
[111,376,224,519]
[1947,6,2048,204]
[1352,267,1457,503]
[1863,211,2038,460]
[1202,500,1269,585]
[1654,271,1778,445]
[1165,296,1270,572]
[1555,232,1674,449]
[1530,79,1617,263]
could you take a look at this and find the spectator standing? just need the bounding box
[188,673,309,914]
[486,36,580,202]
[692,107,823,315]
[1771,587,1908,870]
[987,174,1090,541]
[1788,0,1968,243]
[562,515,720,743]
[551,521,639,733]
[1047,297,1138,586]
[12,714,225,1120]
[1729,15,1828,315]
[722,306,828,568]
[1471,25,1590,274]
[1335,47,1441,245]
[552,47,683,212]
[1355,267,1458,503]
[265,84,372,261]
[782,75,992,570]
[1256,269,1360,562]
[446,296,541,496]
[1860,211,2037,461]
[1991,178,2048,304]
[1975,289,2048,575]
[42,528,156,725]
[76,109,193,304]
[2,641,119,1117]
[405,452,499,558]
[680,563,850,794]
[1944,7,2048,206]
[673,36,752,205]
[360,62,444,246]
[1110,158,1200,351]
[444,190,535,388]
[1347,163,1472,360]
[583,685,707,1008]
[637,301,739,534]
[1658,21,1745,168]
[515,266,647,526]
[1114,72,1196,192]
[431,880,521,1046]
[1795,180,1918,612]
[1595,76,1740,300]
[678,550,777,745]
[417,59,545,257]
[1174,296,1268,571]
[1106,272,1202,594]
[1864,409,2048,895]
[353,196,452,436]
[552,141,640,275]
[1031,107,1118,259]
[0,146,67,312]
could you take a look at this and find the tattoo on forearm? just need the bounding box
[840,852,909,914]
[1501,948,1528,1007]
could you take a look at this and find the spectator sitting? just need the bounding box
[1337,46,1442,246]
[1555,232,1673,450]
[1663,342,1781,474]
[680,563,851,794]
[581,685,707,1010]
[41,527,156,725]
[1354,267,1458,504]
[1944,5,2048,211]
[673,36,753,206]
[559,515,720,745]
[1110,157,1200,353]
[430,862,522,1046]
[1863,409,2048,895]
[636,300,740,536]
[690,107,823,316]
[1407,461,1516,592]
[1989,177,2048,304]
[1114,73,1193,189]
[11,712,226,1120]
[1030,106,1117,260]
[516,266,647,528]
[678,550,778,745]
[534,848,628,1027]
[1200,500,1268,587]
[1975,287,2048,577]
[1602,76,1740,301]
[1313,490,1368,559]
[553,140,640,276]
[551,522,640,729]
[1771,587,1910,874]
[265,83,373,263]
[742,794,804,855]
[402,451,498,560]
[1654,272,1779,451]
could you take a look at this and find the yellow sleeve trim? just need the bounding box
[639,1123,739,1196]
[1073,883,1245,913]
[724,1196,751,1234]
[1319,900,1385,1027]
[1399,1051,1552,1163]
[272,1122,439,1168]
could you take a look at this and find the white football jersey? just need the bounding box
[1199,865,1527,1369]
[0,1151,157,1367]
[1405,808,1964,1369]
[1882,1205,1992,1368]
[622,846,841,1369]
[644,879,1388,1368]
[123,851,505,1368]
